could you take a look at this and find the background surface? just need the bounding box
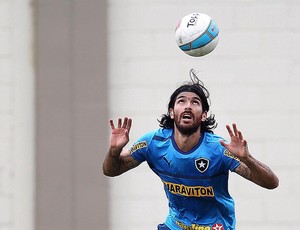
[0,0,299,230]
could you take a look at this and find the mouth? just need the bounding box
[181,112,193,121]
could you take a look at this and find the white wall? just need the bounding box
[0,1,34,230]
[108,1,300,229]
[1,1,298,230]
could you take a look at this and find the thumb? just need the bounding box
[220,140,227,148]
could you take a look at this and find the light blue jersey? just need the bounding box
[130,128,241,230]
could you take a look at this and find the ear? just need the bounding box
[169,109,174,119]
[201,111,207,121]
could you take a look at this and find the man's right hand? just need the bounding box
[109,117,132,153]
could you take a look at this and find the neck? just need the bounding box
[173,128,201,152]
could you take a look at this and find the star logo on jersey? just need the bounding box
[212,223,224,230]
[195,158,209,173]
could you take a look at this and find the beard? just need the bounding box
[174,121,200,136]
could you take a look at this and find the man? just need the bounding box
[103,70,279,230]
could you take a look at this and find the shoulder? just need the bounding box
[203,132,224,146]
[130,128,172,162]
[203,132,241,170]
[202,132,227,156]
[203,132,235,155]
[139,128,173,141]
[204,131,223,140]
[130,128,172,152]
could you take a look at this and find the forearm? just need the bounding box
[102,148,124,177]
[237,154,279,189]
[102,148,140,177]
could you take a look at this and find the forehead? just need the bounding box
[175,91,200,100]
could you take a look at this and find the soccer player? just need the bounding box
[102,70,279,230]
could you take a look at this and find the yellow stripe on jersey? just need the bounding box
[163,181,214,197]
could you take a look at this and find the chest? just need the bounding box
[147,141,226,179]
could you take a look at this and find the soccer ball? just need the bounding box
[175,13,219,57]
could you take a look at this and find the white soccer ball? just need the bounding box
[175,13,219,57]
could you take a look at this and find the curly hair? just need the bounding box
[158,69,217,133]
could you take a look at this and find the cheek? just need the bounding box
[171,107,180,118]
[173,112,182,122]
[173,112,179,120]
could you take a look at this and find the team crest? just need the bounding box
[195,158,209,173]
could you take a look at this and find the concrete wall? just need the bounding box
[108,1,300,230]
[35,0,109,230]
[0,1,35,230]
[1,0,110,230]
[1,1,300,230]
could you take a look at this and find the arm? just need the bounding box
[220,124,279,189]
[102,117,141,177]
[234,157,278,189]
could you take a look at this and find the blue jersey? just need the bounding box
[130,128,241,230]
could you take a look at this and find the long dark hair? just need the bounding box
[158,69,217,133]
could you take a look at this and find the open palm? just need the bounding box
[109,117,132,149]
[220,124,249,160]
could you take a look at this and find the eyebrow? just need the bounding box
[176,95,201,101]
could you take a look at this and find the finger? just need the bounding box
[122,117,128,129]
[232,123,239,137]
[226,125,234,137]
[220,139,227,148]
[243,139,248,147]
[109,119,115,129]
[238,130,244,140]
[117,118,122,128]
[127,118,132,133]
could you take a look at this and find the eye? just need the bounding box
[177,99,185,104]
[192,100,200,105]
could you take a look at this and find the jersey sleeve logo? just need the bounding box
[129,141,147,154]
[224,149,240,161]
[195,157,209,173]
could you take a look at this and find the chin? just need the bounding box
[176,124,200,135]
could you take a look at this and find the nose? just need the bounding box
[184,103,192,110]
